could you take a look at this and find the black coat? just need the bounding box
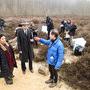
[0,45,17,78]
[16,29,34,62]
[46,19,54,31]
[0,18,5,27]
[0,48,11,78]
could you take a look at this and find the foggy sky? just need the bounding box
[0,0,90,16]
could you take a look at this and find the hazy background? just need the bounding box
[0,0,90,16]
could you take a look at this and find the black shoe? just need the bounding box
[45,79,53,84]
[30,69,34,73]
[5,77,13,85]
[49,83,57,88]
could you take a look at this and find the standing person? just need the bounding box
[29,22,38,46]
[34,30,64,88]
[0,18,5,31]
[16,23,34,74]
[0,34,17,85]
[46,16,54,39]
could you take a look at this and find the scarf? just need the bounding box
[0,43,7,51]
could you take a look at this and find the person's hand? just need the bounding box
[30,39,34,42]
[19,51,22,54]
[34,37,41,41]
[9,37,17,43]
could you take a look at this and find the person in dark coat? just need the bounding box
[60,20,65,33]
[29,22,38,46]
[46,16,54,39]
[0,18,5,31]
[65,20,72,32]
[69,22,77,37]
[15,23,34,74]
[0,34,17,85]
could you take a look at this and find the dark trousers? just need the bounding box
[20,54,33,72]
[47,30,51,39]
[49,64,58,83]
[21,59,33,72]
[1,65,12,79]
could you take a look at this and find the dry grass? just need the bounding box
[59,17,90,90]
[34,45,47,62]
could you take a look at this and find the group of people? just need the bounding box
[0,34,17,84]
[60,19,77,41]
[0,17,64,88]
[0,22,37,85]
[45,17,77,41]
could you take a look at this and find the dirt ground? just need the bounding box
[0,61,76,90]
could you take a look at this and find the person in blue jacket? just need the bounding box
[34,30,64,88]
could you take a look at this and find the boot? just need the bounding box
[5,77,13,85]
[30,69,34,73]
[45,79,53,84]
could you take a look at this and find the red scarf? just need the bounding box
[4,45,15,70]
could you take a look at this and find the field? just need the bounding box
[0,16,90,90]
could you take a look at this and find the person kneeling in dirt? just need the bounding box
[69,22,77,38]
[34,30,64,88]
[0,34,17,85]
[60,20,66,33]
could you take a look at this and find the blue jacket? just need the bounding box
[39,37,64,70]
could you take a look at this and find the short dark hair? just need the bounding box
[51,30,59,38]
[0,34,4,39]
[18,24,22,27]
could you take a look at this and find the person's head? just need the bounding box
[46,16,51,21]
[46,16,50,19]
[50,29,59,40]
[18,24,22,27]
[61,20,64,24]
[0,34,6,44]
[22,22,29,30]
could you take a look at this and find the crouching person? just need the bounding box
[34,30,64,88]
[0,34,17,85]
